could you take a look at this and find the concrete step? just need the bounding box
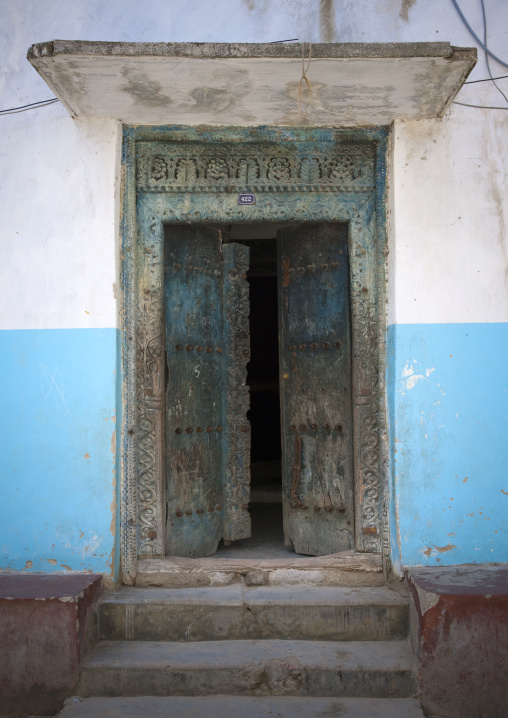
[60,695,426,717]
[77,639,416,698]
[99,585,409,642]
[136,552,384,588]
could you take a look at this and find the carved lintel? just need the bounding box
[136,142,375,194]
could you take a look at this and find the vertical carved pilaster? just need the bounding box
[222,243,251,542]
[351,210,381,553]
[135,200,165,558]
[136,284,165,557]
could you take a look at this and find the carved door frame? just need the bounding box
[120,125,389,585]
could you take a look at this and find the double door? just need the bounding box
[164,223,353,557]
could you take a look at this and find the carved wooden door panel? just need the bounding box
[164,227,251,557]
[278,224,354,556]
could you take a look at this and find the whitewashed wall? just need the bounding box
[1,0,506,578]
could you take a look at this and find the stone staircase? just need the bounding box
[59,584,425,717]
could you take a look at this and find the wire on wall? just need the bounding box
[0,97,59,115]
[453,100,508,109]
[452,0,508,109]
[465,74,508,84]
[451,0,508,68]
[480,0,508,104]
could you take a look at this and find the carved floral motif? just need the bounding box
[236,158,260,184]
[299,157,322,182]
[175,157,198,183]
[150,156,168,182]
[138,142,375,192]
[267,157,291,182]
[206,158,229,181]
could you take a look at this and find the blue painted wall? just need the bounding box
[388,323,508,567]
[2,323,506,577]
[0,329,120,581]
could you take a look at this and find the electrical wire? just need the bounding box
[453,100,508,109]
[452,0,508,109]
[3,6,508,116]
[0,97,59,115]
[465,74,508,84]
[451,0,508,68]
[480,0,508,104]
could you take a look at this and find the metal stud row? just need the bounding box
[175,504,222,517]
[291,504,346,512]
[174,426,222,434]
[289,342,341,351]
[173,263,221,276]
[289,424,343,432]
[175,345,223,353]
[287,260,341,275]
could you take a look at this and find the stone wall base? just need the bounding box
[406,566,508,718]
[0,574,103,716]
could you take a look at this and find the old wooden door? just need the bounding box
[278,224,354,556]
[164,226,251,557]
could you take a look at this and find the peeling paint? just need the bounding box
[415,584,440,614]
[435,543,456,553]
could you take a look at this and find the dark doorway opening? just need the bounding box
[216,225,293,558]
[248,271,281,497]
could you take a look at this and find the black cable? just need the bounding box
[0,97,59,114]
[465,74,508,84]
[451,0,508,68]
[453,100,508,109]
[481,0,508,104]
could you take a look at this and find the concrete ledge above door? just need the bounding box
[27,41,476,126]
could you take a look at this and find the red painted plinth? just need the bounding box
[0,574,103,716]
[407,566,508,718]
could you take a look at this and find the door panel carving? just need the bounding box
[278,224,354,555]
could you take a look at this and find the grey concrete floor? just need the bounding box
[215,503,296,559]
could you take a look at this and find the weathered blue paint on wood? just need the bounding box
[278,224,354,555]
[164,228,251,557]
[222,242,252,543]
[164,227,225,557]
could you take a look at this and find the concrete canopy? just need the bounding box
[27,41,476,126]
